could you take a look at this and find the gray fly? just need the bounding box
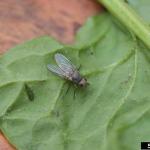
[47,53,88,87]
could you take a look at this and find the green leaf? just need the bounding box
[0,10,150,150]
[128,0,150,23]
[100,0,150,49]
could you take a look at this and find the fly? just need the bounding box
[47,53,88,87]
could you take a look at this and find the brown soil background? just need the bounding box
[0,0,102,149]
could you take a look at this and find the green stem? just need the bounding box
[99,0,150,49]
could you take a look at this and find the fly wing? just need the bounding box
[54,53,76,75]
[47,64,67,78]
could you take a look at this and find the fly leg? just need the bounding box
[78,64,81,71]
[65,82,71,96]
[73,85,78,100]
[61,81,71,99]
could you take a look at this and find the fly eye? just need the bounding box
[80,84,83,87]
[80,83,84,87]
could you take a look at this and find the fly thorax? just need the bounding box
[72,71,82,83]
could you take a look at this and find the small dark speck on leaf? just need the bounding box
[124,0,129,3]
[89,47,94,55]
[120,74,132,88]
[25,83,34,101]
[51,110,60,117]
[90,51,94,55]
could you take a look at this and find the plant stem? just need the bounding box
[99,0,150,49]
